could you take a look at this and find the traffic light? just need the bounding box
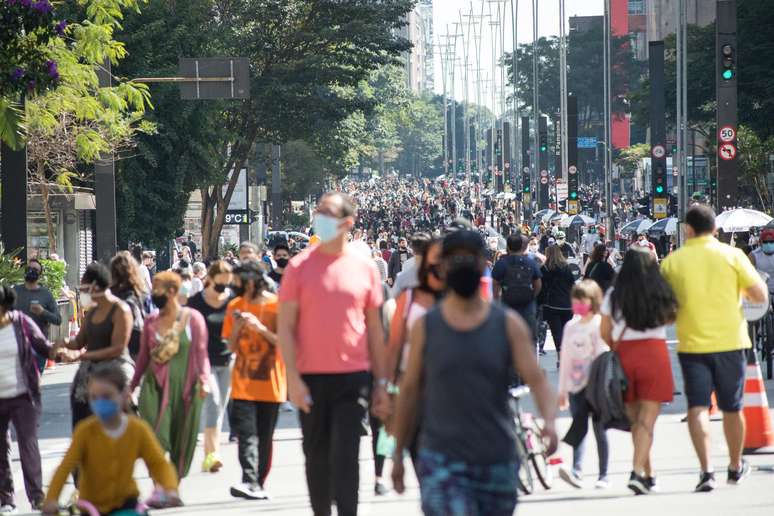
[721,43,735,81]
[654,165,666,195]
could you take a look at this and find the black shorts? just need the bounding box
[678,350,746,412]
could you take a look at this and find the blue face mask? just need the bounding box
[763,243,774,255]
[313,214,341,243]
[90,398,120,423]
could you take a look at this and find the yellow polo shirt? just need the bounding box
[661,235,761,354]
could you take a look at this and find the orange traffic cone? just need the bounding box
[709,391,722,421]
[743,350,774,454]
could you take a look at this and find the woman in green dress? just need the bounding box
[130,271,211,480]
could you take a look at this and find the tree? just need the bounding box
[25,0,152,254]
[737,125,774,212]
[395,94,443,177]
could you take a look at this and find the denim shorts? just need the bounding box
[416,448,518,516]
[678,349,746,412]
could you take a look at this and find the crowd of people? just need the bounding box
[0,174,769,516]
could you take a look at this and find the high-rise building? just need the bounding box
[646,0,716,42]
[402,1,434,94]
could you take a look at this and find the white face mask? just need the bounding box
[80,293,94,310]
[528,245,538,253]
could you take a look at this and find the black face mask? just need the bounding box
[275,258,289,269]
[151,294,168,309]
[231,284,246,297]
[213,284,227,294]
[445,257,481,298]
[25,269,40,283]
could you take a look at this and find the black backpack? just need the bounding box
[500,256,535,309]
[119,291,144,359]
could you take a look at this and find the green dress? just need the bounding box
[138,329,203,479]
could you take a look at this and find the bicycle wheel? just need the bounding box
[515,433,534,495]
[527,424,554,490]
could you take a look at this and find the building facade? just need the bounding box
[403,0,434,94]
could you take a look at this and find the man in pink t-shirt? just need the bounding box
[278,191,388,516]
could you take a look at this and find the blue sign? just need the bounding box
[577,137,598,149]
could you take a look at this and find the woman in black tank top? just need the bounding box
[59,263,134,431]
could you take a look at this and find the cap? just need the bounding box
[761,229,774,241]
[556,231,566,240]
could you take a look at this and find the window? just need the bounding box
[628,0,645,15]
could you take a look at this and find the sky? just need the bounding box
[432,0,604,100]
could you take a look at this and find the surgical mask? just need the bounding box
[80,293,94,310]
[313,214,341,243]
[25,269,40,283]
[179,281,192,298]
[763,243,774,255]
[446,258,482,298]
[275,258,289,268]
[90,398,120,423]
[572,301,593,317]
[528,245,538,254]
[152,294,168,309]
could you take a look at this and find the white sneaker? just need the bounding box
[0,505,17,515]
[230,483,269,500]
[559,467,584,488]
[595,477,610,489]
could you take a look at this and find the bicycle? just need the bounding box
[509,385,553,495]
[748,298,774,380]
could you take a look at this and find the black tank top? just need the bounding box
[84,303,119,352]
[419,303,517,464]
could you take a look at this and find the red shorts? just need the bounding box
[616,338,674,403]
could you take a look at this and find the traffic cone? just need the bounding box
[743,349,774,454]
[709,392,722,421]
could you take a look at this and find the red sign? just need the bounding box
[540,177,548,185]
[719,143,737,161]
[719,126,736,143]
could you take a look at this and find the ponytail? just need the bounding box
[0,286,16,311]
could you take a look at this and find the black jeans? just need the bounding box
[369,415,385,478]
[543,307,573,355]
[564,390,609,478]
[0,395,43,507]
[232,399,280,486]
[299,372,371,516]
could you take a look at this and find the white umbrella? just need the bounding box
[715,208,773,233]
[647,217,678,236]
[620,218,653,235]
[533,209,554,220]
[559,214,595,228]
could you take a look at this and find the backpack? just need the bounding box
[120,292,145,359]
[500,256,536,309]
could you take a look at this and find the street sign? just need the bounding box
[567,199,579,215]
[653,198,668,219]
[540,177,548,185]
[672,166,679,177]
[577,137,597,149]
[652,145,666,159]
[179,57,250,100]
[556,179,568,201]
[569,165,577,175]
[719,143,737,161]
[540,169,548,177]
[224,210,253,225]
[522,166,529,173]
[719,125,736,143]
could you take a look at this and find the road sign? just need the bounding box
[653,198,668,219]
[522,166,529,173]
[652,145,666,159]
[522,193,531,204]
[672,166,679,177]
[719,125,736,143]
[540,169,548,177]
[540,177,548,185]
[719,143,737,161]
[224,210,253,225]
[556,179,568,201]
[567,199,579,215]
[577,137,597,149]
[568,165,577,175]
[179,57,250,100]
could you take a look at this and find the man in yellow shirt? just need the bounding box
[661,204,767,493]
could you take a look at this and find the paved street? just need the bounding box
[8,332,774,516]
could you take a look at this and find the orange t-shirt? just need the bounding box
[222,295,287,403]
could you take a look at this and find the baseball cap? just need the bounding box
[442,229,486,258]
[761,229,774,242]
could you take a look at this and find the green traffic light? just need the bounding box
[524,187,530,193]
[570,192,578,199]
[655,185,664,194]
[540,145,547,152]
[722,69,734,80]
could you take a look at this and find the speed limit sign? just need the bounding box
[569,165,577,175]
[719,125,736,143]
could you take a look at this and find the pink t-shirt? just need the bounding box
[280,244,383,374]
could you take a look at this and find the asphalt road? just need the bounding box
[8,331,774,515]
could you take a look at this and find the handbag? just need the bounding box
[151,309,189,365]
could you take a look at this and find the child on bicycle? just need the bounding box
[556,280,610,489]
[42,363,181,515]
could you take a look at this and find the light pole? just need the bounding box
[511,0,520,196]
[558,0,568,183]
[437,35,451,176]
[531,0,540,205]
[464,3,488,188]
[676,0,689,244]
[489,11,501,190]
[603,0,614,237]
[458,12,473,182]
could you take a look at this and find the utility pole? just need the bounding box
[603,0,614,237]
[488,9,501,190]
[511,0,520,194]
[531,0,540,207]
[650,41,668,221]
[558,0,569,183]
[676,0,689,243]
[437,35,451,176]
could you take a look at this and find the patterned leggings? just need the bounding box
[416,448,518,516]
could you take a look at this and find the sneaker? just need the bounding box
[375,481,390,496]
[230,483,269,500]
[559,467,584,489]
[0,505,17,515]
[627,471,650,495]
[595,477,610,489]
[202,452,223,473]
[727,459,751,485]
[645,476,659,493]
[695,471,716,492]
[228,433,238,443]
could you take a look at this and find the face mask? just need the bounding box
[90,398,120,423]
[231,284,246,297]
[80,293,94,310]
[152,294,168,309]
[213,284,227,294]
[528,245,538,254]
[179,281,192,298]
[275,258,289,268]
[572,301,592,317]
[313,214,341,243]
[763,243,774,255]
[25,269,40,283]
[446,258,481,298]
